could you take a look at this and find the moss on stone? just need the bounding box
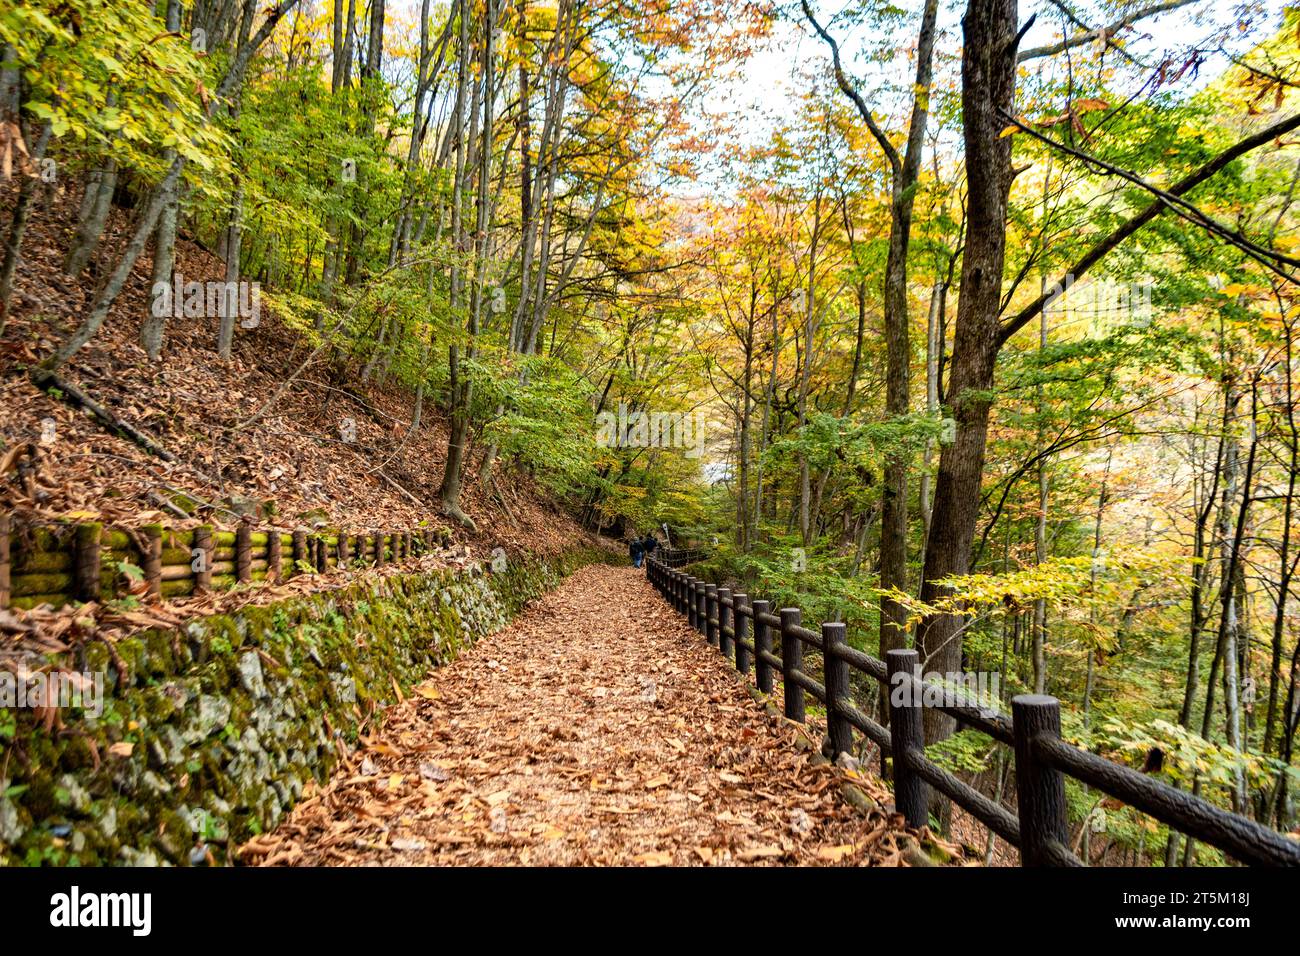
[0,546,613,867]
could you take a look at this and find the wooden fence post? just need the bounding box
[686,577,697,628]
[734,593,751,674]
[292,529,308,576]
[696,581,708,636]
[779,608,804,722]
[143,524,163,600]
[886,649,929,828]
[338,532,350,568]
[0,514,12,609]
[752,600,773,693]
[717,587,733,661]
[373,531,385,565]
[73,522,102,602]
[705,585,718,646]
[314,534,328,572]
[1012,695,1070,866]
[193,525,214,591]
[235,521,252,583]
[823,622,851,758]
[268,529,283,581]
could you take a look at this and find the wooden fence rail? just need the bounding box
[0,513,453,611]
[656,547,709,568]
[646,555,1300,867]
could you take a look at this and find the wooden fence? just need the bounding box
[646,555,1300,867]
[0,513,452,611]
[655,547,709,568]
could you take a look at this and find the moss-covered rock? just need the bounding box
[0,546,610,866]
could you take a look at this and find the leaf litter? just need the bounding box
[241,565,946,867]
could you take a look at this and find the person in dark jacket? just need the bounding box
[630,536,645,568]
[642,532,659,558]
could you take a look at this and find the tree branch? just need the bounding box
[799,0,903,178]
[999,108,1300,346]
[1017,0,1198,62]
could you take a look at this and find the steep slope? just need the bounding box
[1,182,600,573]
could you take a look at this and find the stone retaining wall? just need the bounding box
[0,547,609,865]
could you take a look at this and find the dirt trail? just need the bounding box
[244,564,926,866]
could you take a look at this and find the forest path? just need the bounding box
[245,564,917,866]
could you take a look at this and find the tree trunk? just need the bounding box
[916,0,1021,744]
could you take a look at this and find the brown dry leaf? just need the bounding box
[633,850,674,866]
[736,845,784,861]
[816,844,856,862]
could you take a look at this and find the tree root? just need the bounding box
[441,500,477,532]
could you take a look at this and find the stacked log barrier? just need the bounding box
[0,517,456,611]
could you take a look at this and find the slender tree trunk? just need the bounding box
[0,122,51,331]
[141,1,184,361]
[65,156,117,278]
[438,2,476,528]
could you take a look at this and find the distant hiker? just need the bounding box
[642,532,659,557]
[630,536,645,569]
